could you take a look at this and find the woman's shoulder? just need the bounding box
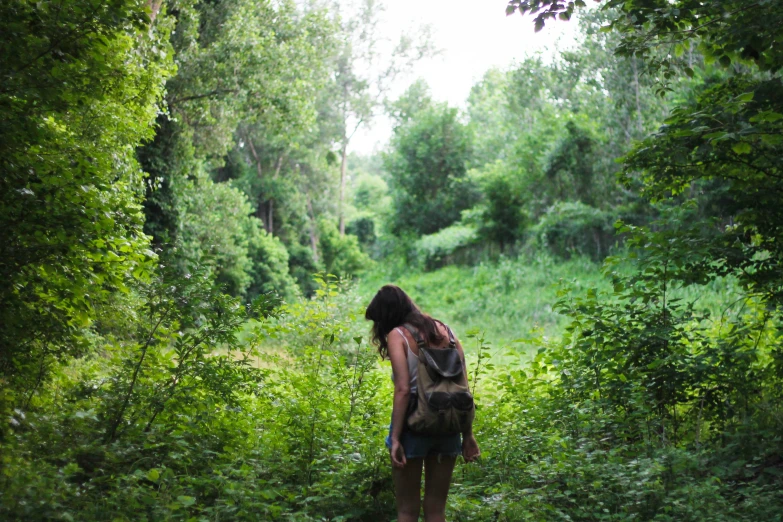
[389,325,413,344]
[388,326,405,342]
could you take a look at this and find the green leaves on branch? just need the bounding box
[622,76,783,305]
[0,0,173,395]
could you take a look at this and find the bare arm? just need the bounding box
[387,328,410,467]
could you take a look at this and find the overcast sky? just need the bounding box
[349,0,578,154]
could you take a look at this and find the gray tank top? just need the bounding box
[392,326,419,392]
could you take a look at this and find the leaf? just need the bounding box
[750,111,783,123]
[732,142,752,155]
[736,92,754,102]
[760,134,783,146]
[146,468,160,482]
[177,496,196,507]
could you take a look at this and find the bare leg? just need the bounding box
[423,455,456,522]
[392,457,423,522]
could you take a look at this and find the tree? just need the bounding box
[327,0,435,235]
[0,0,172,396]
[473,161,530,249]
[510,0,783,304]
[385,101,477,236]
[507,0,783,494]
[139,0,334,297]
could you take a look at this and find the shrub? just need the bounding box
[532,201,616,260]
[318,219,372,277]
[414,224,479,270]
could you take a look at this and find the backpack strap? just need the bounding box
[447,326,456,346]
[438,321,457,347]
[400,323,426,349]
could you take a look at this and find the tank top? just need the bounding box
[392,326,419,392]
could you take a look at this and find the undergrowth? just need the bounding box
[2,257,781,521]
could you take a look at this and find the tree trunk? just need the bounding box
[306,193,319,263]
[631,58,644,136]
[338,141,348,236]
[246,137,272,233]
[146,0,164,24]
[267,199,274,236]
[266,153,285,237]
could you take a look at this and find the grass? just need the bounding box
[357,252,608,359]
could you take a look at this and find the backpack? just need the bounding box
[401,323,475,435]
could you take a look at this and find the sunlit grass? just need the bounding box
[357,252,608,356]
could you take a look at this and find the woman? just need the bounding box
[365,285,480,522]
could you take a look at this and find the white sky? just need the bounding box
[350,0,578,154]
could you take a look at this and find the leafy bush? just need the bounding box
[346,217,377,249]
[246,227,299,301]
[0,0,173,396]
[473,160,530,248]
[287,241,322,297]
[318,219,372,277]
[414,224,480,270]
[532,201,616,261]
[1,275,398,521]
[385,102,478,236]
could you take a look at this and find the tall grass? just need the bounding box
[358,252,608,356]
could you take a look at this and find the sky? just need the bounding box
[349,0,578,154]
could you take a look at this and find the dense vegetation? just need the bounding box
[2,0,782,520]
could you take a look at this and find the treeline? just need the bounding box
[340,9,674,274]
[1,0,429,398]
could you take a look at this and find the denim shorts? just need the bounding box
[385,423,462,460]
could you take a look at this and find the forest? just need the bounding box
[1,0,782,520]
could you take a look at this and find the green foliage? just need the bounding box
[1,264,280,520]
[472,160,530,248]
[0,277,396,521]
[533,201,617,261]
[5,1,783,520]
[287,242,322,297]
[544,120,600,206]
[414,224,480,270]
[177,176,253,295]
[318,219,372,278]
[346,217,377,249]
[623,75,783,306]
[360,253,608,347]
[140,0,335,298]
[385,102,478,235]
[0,0,172,394]
[247,227,299,302]
[346,169,391,251]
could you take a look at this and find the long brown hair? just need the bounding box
[365,284,444,359]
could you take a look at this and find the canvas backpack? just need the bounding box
[401,323,475,435]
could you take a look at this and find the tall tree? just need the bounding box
[328,0,435,235]
[385,100,477,236]
[0,0,172,396]
[139,0,332,296]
